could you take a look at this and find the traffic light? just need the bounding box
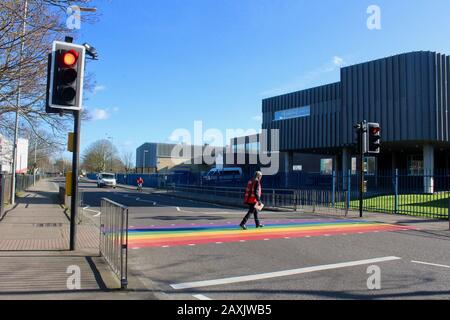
[47,41,85,112]
[367,123,381,154]
[354,122,367,155]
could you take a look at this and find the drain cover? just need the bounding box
[32,223,63,228]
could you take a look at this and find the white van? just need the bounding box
[97,172,117,188]
[204,167,243,182]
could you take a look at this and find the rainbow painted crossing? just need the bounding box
[128,219,413,249]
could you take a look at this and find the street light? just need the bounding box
[106,134,114,172]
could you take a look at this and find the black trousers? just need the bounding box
[241,203,260,226]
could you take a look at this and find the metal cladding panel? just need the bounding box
[136,143,157,168]
[341,51,447,145]
[262,82,341,151]
[263,51,449,152]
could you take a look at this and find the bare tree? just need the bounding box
[121,151,134,173]
[82,139,124,173]
[0,0,97,143]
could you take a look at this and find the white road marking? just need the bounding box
[82,206,102,217]
[193,294,212,301]
[170,256,402,290]
[411,261,450,269]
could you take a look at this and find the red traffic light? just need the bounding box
[371,127,380,135]
[59,50,79,68]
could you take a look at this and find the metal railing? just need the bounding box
[100,198,129,289]
[0,174,12,220]
[166,184,353,216]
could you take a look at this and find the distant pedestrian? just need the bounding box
[240,171,264,230]
[137,176,144,192]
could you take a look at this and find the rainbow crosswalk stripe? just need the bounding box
[128,219,413,249]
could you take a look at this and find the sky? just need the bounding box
[72,0,450,162]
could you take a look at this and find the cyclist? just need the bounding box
[137,176,144,192]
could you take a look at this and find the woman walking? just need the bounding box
[240,171,264,230]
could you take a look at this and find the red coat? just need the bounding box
[244,180,262,204]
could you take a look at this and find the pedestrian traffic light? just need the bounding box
[367,123,381,154]
[47,41,85,112]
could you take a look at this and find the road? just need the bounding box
[80,180,450,300]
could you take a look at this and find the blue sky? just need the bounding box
[75,0,450,161]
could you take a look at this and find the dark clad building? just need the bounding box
[258,51,450,192]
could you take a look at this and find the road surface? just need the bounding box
[80,180,450,300]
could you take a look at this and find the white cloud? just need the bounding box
[333,56,345,67]
[90,108,110,121]
[252,115,262,122]
[112,107,120,113]
[93,85,106,94]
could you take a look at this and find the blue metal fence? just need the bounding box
[89,169,450,219]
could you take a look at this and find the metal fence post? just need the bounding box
[272,189,275,207]
[293,190,297,212]
[332,171,336,208]
[0,174,4,220]
[448,196,450,231]
[345,191,349,216]
[312,191,316,213]
[346,169,351,211]
[394,169,399,215]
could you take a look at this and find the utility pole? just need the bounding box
[70,107,81,251]
[11,0,28,205]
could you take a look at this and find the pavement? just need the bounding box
[81,180,450,300]
[0,179,156,300]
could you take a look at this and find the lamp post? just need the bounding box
[106,134,114,172]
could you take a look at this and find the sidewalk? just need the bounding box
[0,179,156,299]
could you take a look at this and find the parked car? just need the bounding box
[203,167,243,182]
[97,173,117,188]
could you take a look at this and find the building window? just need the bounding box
[320,158,333,175]
[274,106,310,121]
[408,155,424,176]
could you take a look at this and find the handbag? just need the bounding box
[254,203,264,211]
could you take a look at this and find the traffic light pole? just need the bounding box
[69,109,81,251]
[359,124,364,218]
[65,36,80,251]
